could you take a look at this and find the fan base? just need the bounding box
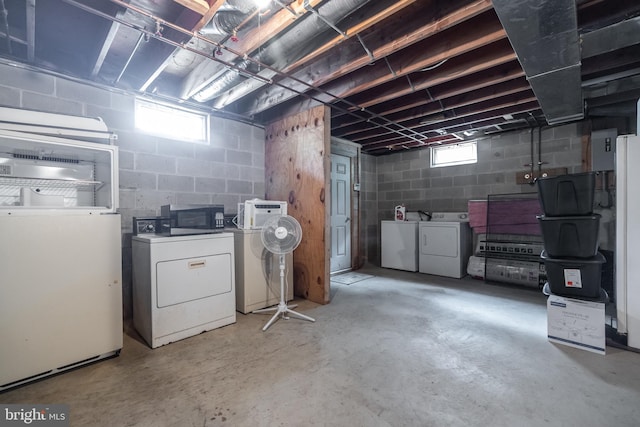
[253,302,315,331]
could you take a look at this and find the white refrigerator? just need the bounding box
[615,133,640,350]
[0,108,122,391]
[0,214,122,390]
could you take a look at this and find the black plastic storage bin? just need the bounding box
[536,172,596,216]
[541,250,605,298]
[537,214,600,258]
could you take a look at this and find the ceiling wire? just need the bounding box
[63,0,434,147]
[420,58,448,71]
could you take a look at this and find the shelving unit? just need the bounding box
[472,192,546,288]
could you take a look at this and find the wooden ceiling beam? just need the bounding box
[346,92,538,141]
[331,57,524,127]
[413,99,541,135]
[209,0,422,110]
[287,0,495,80]
[233,0,324,57]
[240,3,499,116]
[331,64,524,132]
[283,0,420,73]
[334,78,532,137]
[194,0,226,31]
[365,135,462,155]
[180,0,323,99]
[338,17,506,100]
[173,0,210,16]
[360,102,541,152]
[314,40,517,137]
[258,41,518,132]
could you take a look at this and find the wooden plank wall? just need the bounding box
[264,105,331,304]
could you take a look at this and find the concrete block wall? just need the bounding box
[360,153,379,265]
[376,124,584,219]
[0,62,266,319]
[371,124,585,265]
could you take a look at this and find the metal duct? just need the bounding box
[192,0,373,103]
[226,0,257,15]
[587,101,638,117]
[200,11,249,36]
[581,16,640,59]
[492,0,583,125]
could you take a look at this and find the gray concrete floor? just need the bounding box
[3,265,640,426]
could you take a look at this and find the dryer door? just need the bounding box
[420,224,460,257]
[156,253,232,308]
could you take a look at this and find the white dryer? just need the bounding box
[132,232,236,348]
[419,212,472,278]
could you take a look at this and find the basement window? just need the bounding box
[135,99,210,144]
[430,141,477,168]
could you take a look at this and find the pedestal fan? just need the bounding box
[253,214,315,331]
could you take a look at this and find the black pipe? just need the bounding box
[530,128,535,184]
[538,126,542,176]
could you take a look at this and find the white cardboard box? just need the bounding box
[547,294,606,355]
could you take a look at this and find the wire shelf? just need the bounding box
[0,176,103,192]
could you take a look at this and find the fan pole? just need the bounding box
[253,254,315,331]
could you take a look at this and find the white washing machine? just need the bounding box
[381,220,419,271]
[419,212,472,278]
[132,232,236,348]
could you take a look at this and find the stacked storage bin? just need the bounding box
[536,172,606,299]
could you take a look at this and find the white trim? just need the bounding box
[134,98,210,144]
[430,140,477,168]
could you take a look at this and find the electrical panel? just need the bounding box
[591,129,617,171]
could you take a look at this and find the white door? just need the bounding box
[330,154,351,272]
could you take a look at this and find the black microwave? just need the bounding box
[159,204,225,235]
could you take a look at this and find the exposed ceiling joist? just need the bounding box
[1,0,639,154]
[240,3,502,117]
[334,77,531,136]
[343,91,538,141]
[173,0,209,16]
[332,61,525,126]
[179,0,324,100]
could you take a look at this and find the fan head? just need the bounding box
[261,215,302,254]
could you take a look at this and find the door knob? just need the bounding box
[345,217,350,223]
